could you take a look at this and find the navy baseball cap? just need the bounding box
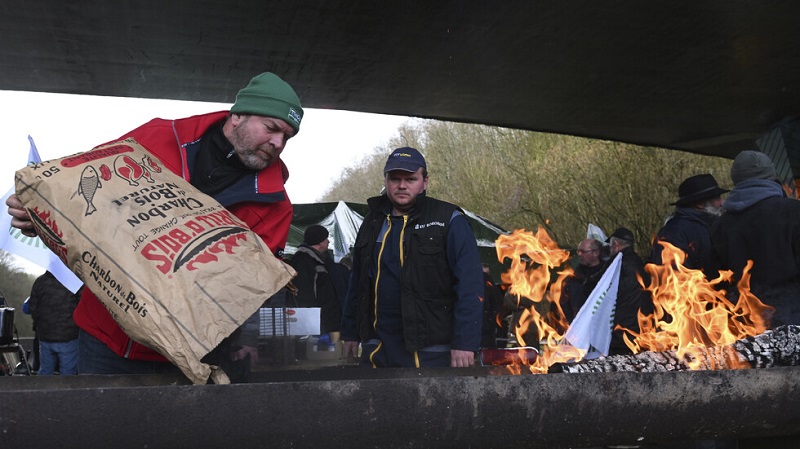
[384,147,427,174]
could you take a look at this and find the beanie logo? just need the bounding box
[288,107,302,126]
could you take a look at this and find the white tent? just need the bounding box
[286,201,508,276]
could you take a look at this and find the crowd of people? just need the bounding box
[5,71,799,380]
[548,150,800,357]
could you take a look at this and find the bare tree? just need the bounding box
[321,120,732,258]
[0,250,38,336]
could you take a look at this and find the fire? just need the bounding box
[634,241,773,369]
[494,229,773,373]
[495,227,585,373]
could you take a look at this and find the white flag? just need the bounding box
[0,136,83,293]
[586,223,607,242]
[565,252,622,358]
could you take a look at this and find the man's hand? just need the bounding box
[450,349,476,367]
[6,194,36,237]
[342,340,360,363]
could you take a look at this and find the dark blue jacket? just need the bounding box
[341,194,483,352]
[651,207,718,275]
[712,180,800,326]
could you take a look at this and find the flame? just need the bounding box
[634,242,774,369]
[495,227,585,373]
[494,230,774,373]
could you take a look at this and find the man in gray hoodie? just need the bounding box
[711,150,800,327]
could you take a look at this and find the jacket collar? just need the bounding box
[173,111,289,196]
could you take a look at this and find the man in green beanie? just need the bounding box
[6,72,304,381]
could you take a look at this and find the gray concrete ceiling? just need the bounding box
[2,1,799,159]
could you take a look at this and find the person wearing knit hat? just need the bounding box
[303,224,329,246]
[290,224,342,338]
[651,173,729,275]
[711,150,800,329]
[5,72,304,381]
[730,150,778,185]
[220,72,304,174]
[230,72,304,134]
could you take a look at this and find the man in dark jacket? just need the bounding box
[28,271,82,375]
[341,147,484,368]
[561,238,605,323]
[607,227,653,355]
[290,224,342,336]
[651,174,728,276]
[711,150,800,327]
[480,263,506,348]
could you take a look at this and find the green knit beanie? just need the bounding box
[230,72,304,133]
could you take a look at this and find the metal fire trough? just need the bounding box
[1,366,799,448]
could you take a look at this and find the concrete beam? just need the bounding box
[1,366,799,448]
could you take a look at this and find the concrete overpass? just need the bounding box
[2,1,800,162]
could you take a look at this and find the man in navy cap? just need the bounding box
[651,173,729,275]
[341,147,483,368]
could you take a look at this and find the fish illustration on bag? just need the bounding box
[78,165,102,216]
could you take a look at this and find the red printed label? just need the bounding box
[61,144,134,167]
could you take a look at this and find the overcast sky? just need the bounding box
[0,90,410,273]
[0,90,410,203]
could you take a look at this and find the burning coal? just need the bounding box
[555,325,800,373]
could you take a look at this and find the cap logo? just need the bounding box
[393,152,413,158]
[288,107,302,126]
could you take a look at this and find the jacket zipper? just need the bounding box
[123,339,135,358]
[373,214,393,331]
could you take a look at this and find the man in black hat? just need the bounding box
[290,225,342,337]
[607,227,653,355]
[651,173,729,275]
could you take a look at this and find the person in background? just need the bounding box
[290,224,342,343]
[480,263,506,349]
[327,254,352,328]
[340,147,484,368]
[6,72,303,380]
[21,296,40,372]
[607,227,653,355]
[27,271,82,375]
[651,174,728,276]
[711,150,800,327]
[561,238,605,323]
